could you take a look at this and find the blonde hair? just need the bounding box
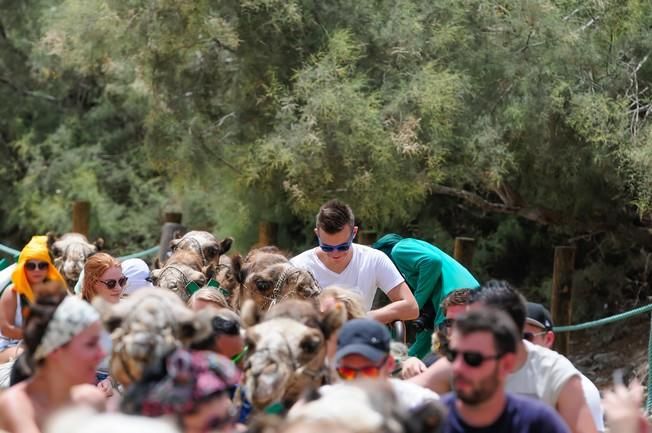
[187,288,229,310]
[319,286,366,320]
[82,252,121,302]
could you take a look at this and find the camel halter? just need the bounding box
[263,267,321,310]
[156,265,202,296]
[176,237,207,264]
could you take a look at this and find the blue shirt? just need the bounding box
[441,392,571,433]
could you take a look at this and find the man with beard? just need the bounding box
[442,308,570,433]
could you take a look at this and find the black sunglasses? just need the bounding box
[445,348,503,368]
[25,261,49,271]
[99,276,128,289]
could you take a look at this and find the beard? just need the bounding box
[452,366,501,405]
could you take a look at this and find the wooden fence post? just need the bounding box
[72,201,90,237]
[453,237,476,269]
[550,246,576,355]
[258,222,278,246]
[158,212,186,265]
[358,230,378,246]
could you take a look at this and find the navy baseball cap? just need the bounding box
[335,318,391,364]
[526,302,553,330]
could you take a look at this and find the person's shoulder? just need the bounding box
[290,248,317,266]
[524,340,577,371]
[506,394,571,432]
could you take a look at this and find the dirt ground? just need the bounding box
[566,312,650,393]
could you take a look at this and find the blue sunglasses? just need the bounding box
[318,231,355,253]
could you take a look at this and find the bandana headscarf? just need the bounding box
[122,349,242,417]
[33,295,100,361]
[11,235,67,303]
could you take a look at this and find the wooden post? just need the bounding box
[72,201,90,237]
[158,212,186,265]
[164,212,183,224]
[258,222,278,246]
[358,230,378,246]
[453,237,476,269]
[550,246,576,355]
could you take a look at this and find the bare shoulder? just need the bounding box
[0,384,37,432]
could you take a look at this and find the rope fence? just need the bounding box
[0,241,159,262]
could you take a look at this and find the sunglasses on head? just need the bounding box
[445,348,503,368]
[317,231,355,253]
[336,357,387,381]
[523,330,547,342]
[25,261,49,271]
[99,276,128,289]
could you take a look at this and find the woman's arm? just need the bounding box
[0,287,22,340]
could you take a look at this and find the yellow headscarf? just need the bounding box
[11,235,67,303]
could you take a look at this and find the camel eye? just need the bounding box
[300,335,321,355]
[255,279,272,292]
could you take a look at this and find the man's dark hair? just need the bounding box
[441,288,475,314]
[454,308,519,355]
[315,199,355,234]
[471,280,527,332]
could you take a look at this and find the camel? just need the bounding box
[240,299,346,411]
[150,249,212,302]
[230,249,320,312]
[94,287,213,387]
[47,232,104,288]
[169,230,233,268]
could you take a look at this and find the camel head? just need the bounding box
[169,230,233,268]
[240,263,321,313]
[241,299,345,410]
[150,249,212,302]
[47,232,103,287]
[94,287,212,387]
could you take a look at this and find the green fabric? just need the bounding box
[381,237,480,358]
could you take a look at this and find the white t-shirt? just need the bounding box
[290,243,404,311]
[320,378,439,410]
[580,372,605,433]
[506,340,579,407]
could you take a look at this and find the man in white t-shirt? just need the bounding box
[290,199,418,323]
[523,302,605,433]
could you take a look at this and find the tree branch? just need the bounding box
[0,76,59,103]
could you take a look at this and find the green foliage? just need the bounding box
[2,0,652,317]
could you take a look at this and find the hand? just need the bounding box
[401,356,427,379]
[602,379,649,433]
[97,377,114,398]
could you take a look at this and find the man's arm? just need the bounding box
[556,375,598,433]
[368,282,419,323]
[407,356,453,394]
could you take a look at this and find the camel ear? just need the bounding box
[178,314,211,343]
[94,238,104,251]
[150,268,162,285]
[47,232,62,257]
[219,237,233,255]
[46,232,58,249]
[152,257,161,269]
[231,254,246,285]
[320,302,347,339]
[241,299,260,328]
